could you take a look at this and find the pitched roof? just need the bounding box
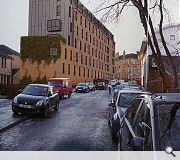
[0,45,20,57]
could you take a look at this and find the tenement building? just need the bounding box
[21,0,115,85]
[115,51,140,81]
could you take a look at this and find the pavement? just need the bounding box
[0,98,27,132]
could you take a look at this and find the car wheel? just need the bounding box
[68,93,71,98]
[108,119,111,125]
[111,123,118,142]
[54,101,59,111]
[12,109,19,115]
[60,94,64,100]
[43,106,49,117]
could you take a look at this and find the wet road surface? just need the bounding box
[0,90,117,151]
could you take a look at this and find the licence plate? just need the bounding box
[19,104,32,108]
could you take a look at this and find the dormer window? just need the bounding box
[170,35,175,41]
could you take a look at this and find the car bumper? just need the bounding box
[75,89,87,92]
[12,104,44,114]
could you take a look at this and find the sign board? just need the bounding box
[50,48,58,56]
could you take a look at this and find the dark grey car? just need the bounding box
[12,84,60,117]
[118,93,180,151]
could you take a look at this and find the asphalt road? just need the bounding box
[0,90,117,151]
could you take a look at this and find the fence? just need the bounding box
[147,80,180,93]
[6,84,27,98]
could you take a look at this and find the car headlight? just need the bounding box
[13,97,18,104]
[83,87,87,89]
[36,100,44,106]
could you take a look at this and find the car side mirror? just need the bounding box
[131,136,145,151]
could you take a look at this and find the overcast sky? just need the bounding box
[0,0,179,55]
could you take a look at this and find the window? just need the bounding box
[64,48,67,59]
[68,64,70,75]
[133,100,152,150]
[75,38,77,48]
[80,41,82,50]
[70,50,72,61]
[75,11,77,21]
[69,6,71,17]
[47,19,61,32]
[57,5,61,16]
[76,52,78,62]
[84,43,86,52]
[81,54,83,64]
[74,66,76,76]
[80,16,82,25]
[1,57,4,68]
[157,103,180,151]
[126,98,142,126]
[170,35,175,41]
[83,68,85,77]
[90,35,91,43]
[62,63,65,74]
[68,36,70,45]
[79,67,81,76]
[77,26,78,35]
[85,56,87,65]
[82,29,83,38]
[85,19,87,28]
[70,22,72,32]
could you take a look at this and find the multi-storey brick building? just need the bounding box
[115,51,141,81]
[21,0,115,85]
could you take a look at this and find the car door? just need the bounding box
[132,99,153,150]
[120,98,143,150]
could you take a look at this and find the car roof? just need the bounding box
[136,93,180,104]
[29,84,52,88]
[118,89,150,94]
[152,93,180,103]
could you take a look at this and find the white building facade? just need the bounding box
[139,23,180,88]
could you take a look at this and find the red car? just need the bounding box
[48,78,73,100]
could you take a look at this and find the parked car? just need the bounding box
[96,82,106,90]
[12,84,60,117]
[48,78,73,100]
[115,82,128,91]
[88,82,96,91]
[75,83,90,93]
[118,93,180,151]
[108,89,150,141]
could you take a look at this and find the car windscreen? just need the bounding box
[22,85,48,96]
[97,82,104,85]
[48,81,63,87]
[116,84,127,90]
[156,102,180,150]
[117,93,142,108]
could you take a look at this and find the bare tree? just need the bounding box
[92,0,178,92]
